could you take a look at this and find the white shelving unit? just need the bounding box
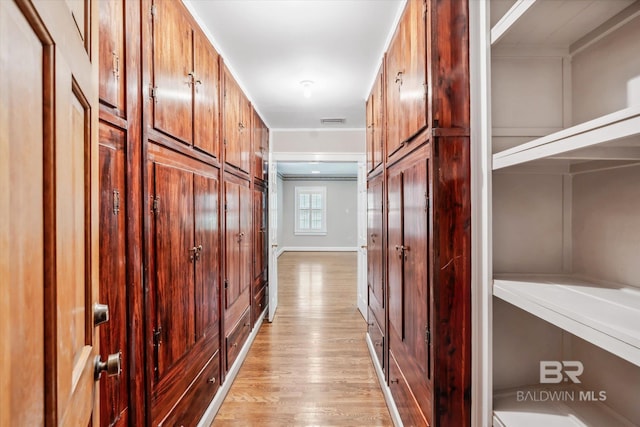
[483,0,640,425]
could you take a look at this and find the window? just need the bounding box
[294,186,327,235]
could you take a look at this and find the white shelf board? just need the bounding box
[493,274,640,367]
[493,106,640,170]
[494,385,636,427]
[490,0,636,47]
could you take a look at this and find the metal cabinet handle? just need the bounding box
[94,352,121,380]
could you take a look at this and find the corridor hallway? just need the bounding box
[213,252,392,425]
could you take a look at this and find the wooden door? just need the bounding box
[152,0,193,145]
[366,93,374,171]
[238,95,252,174]
[1,0,99,424]
[153,163,196,377]
[402,0,427,138]
[402,159,430,381]
[372,66,384,169]
[239,185,253,294]
[253,187,264,280]
[367,176,384,310]
[385,18,406,158]
[98,124,129,426]
[253,112,267,181]
[224,181,241,307]
[387,171,404,339]
[223,67,242,170]
[98,0,125,111]
[194,174,220,339]
[193,30,219,157]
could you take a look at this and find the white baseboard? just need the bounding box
[366,334,403,427]
[197,310,266,426]
[279,246,358,253]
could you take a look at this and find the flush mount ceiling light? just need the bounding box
[300,80,314,98]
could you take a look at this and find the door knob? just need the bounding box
[94,303,109,326]
[94,352,121,380]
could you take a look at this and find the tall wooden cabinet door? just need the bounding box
[223,67,241,169]
[367,176,384,308]
[98,0,125,111]
[253,112,267,181]
[98,124,129,426]
[224,181,241,307]
[402,159,430,381]
[366,93,374,171]
[239,185,253,294]
[373,66,384,169]
[2,0,100,424]
[152,0,193,144]
[387,171,404,338]
[238,96,252,174]
[253,188,264,280]
[193,31,219,157]
[385,20,406,158]
[153,163,196,376]
[194,174,220,338]
[403,0,427,138]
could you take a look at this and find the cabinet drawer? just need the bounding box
[253,284,267,322]
[389,351,429,427]
[368,307,384,370]
[226,308,251,371]
[160,351,220,427]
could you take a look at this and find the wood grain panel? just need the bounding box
[223,65,242,170]
[403,0,427,138]
[194,30,219,157]
[152,0,193,144]
[153,163,196,376]
[373,64,384,169]
[98,0,124,111]
[194,174,220,339]
[239,184,252,294]
[98,122,129,427]
[366,92,374,171]
[253,187,264,280]
[224,180,241,308]
[389,351,429,426]
[385,17,405,158]
[0,3,45,423]
[387,170,404,340]
[367,175,384,312]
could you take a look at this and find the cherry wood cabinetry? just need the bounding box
[223,65,252,174]
[366,64,384,173]
[151,0,220,158]
[252,109,269,182]
[366,0,470,426]
[252,183,269,324]
[99,0,125,112]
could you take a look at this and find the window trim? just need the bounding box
[294,186,327,235]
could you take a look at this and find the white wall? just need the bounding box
[280,179,358,249]
[271,129,365,154]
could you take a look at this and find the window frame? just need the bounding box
[294,186,327,235]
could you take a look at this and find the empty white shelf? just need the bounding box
[493,106,640,170]
[494,385,636,427]
[493,274,640,367]
[491,0,637,47]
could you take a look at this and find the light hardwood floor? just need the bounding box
[212,252,392,426]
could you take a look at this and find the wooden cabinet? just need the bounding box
[151,0,220,158]
[150,162,220,377]
[99,0,125,112]
[366,64,384,173]
[366,1,470,425]
[385,0,427,161]
[223,65,252,174]
[481,1,640,426]
[252,183,268,324]
[252,109,269,181]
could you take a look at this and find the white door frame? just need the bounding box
[267,151,367,322]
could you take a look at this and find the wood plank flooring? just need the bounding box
[212,252,392,426]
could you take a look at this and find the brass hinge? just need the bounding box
[425,192,430,210]
[151,4,157,18]
[223,138,227,146]
[425,325,431,345]
[149,86,158,100]
[153,326,162,346]
[224,279,228,289]
[113,189,120,215]
[152,197,160,214]
[224,202,228,212]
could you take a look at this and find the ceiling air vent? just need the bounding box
[320,118,346,125]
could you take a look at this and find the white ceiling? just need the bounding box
[278,161,358,177]
[185,0,405,129]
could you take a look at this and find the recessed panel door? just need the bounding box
[387,171,404,339]
[225,181,241,307]
[193,31,219,157]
